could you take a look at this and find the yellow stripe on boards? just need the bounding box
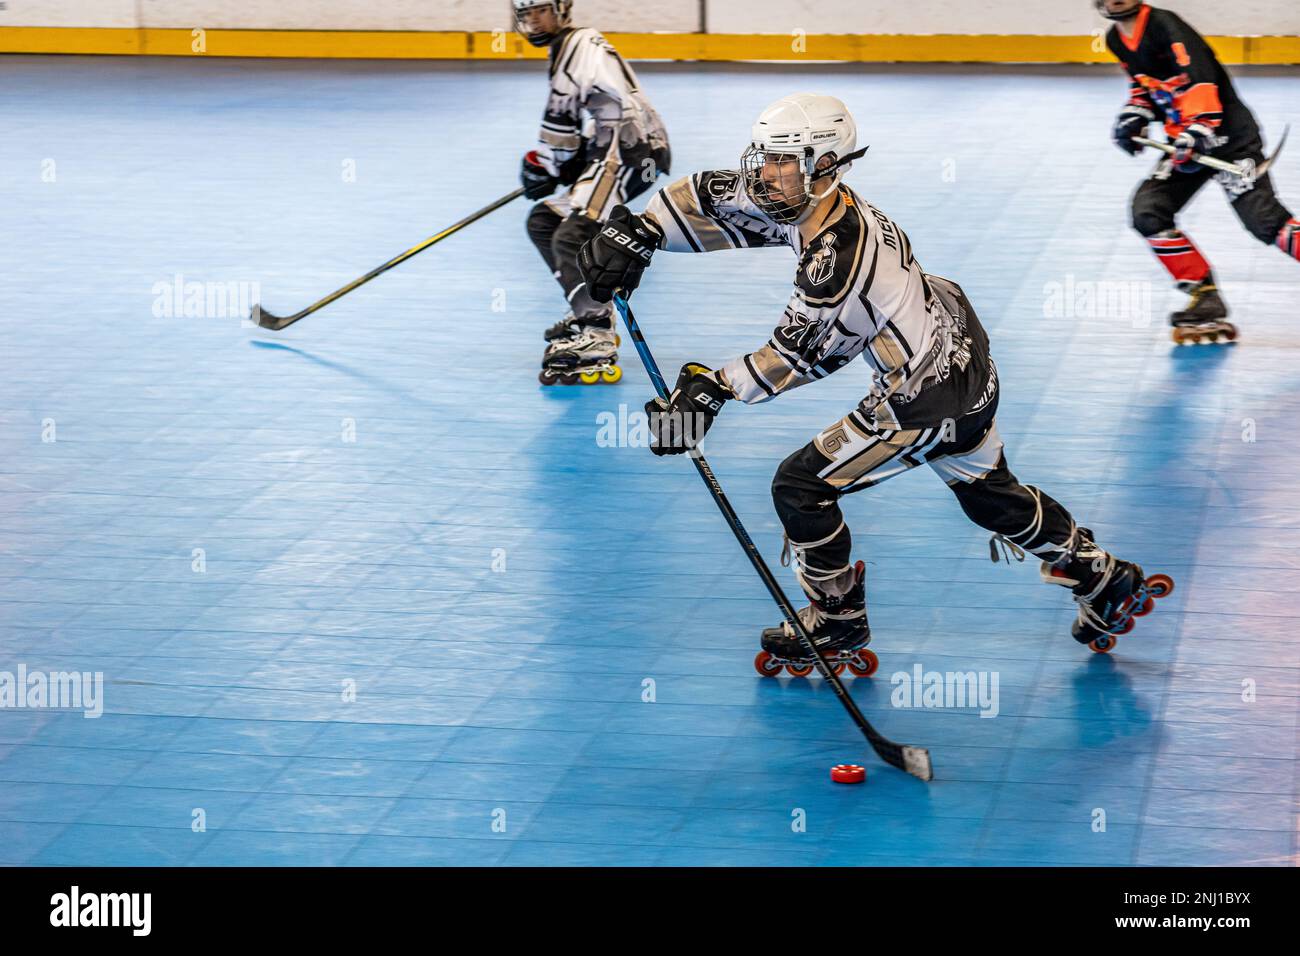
[0,28,1297,65]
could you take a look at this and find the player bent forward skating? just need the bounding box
[1100,0,1299,344]
[512,0,671,384]
[578,93,1173,662]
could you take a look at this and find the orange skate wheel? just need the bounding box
[753,651,783,677]
[848,649,879,678]
[1089,635,1117,654]
[831,764,866,784]
[830,662,846,676]
[785,662,814,678]
[1146,574,1174,598]
[1113,616,1135,635]
[1132,595,1155,617]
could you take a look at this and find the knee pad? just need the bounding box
[527,204,563,261]
[772,447,838,530]
[1131,206,1172,238]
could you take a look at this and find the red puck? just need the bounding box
[830,764,866,784]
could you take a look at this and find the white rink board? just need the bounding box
[708,0,1300,36]
[2,0,1297,34]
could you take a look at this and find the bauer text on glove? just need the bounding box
[644,363,731,456]
[578,205,662,303]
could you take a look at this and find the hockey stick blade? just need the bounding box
[250,304,294,332]
[1259,123,1289,177]
[902,746,933,782]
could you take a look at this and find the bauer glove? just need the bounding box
[521,151,559,200]
[1112,105,1154,156]
[645,363,731,456]
[578,205,662,303]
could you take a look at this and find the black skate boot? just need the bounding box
[543,307,622,344]
[755,560,877,678]
[1042,529,1174,653]
[539,313,621,386]
[543,311,581,342]
[1170,276,1237,345]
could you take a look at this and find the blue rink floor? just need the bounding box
[1,56,1297,867]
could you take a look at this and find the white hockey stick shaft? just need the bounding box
[1133,136,1247,176]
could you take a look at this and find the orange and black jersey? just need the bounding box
[1106,4,1259,150]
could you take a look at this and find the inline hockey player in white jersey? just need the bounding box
[513,0,671,385]
[579,93,1174,662]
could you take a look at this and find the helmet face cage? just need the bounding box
[1094,0,1143,20]
[512,0,571,46]
[741,145,823,224]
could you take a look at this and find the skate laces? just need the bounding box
[1071,546,1122,633]
[783,601,828,637]
[779,524,855,637]
[779,523,845,571]
[988,487,1046,564]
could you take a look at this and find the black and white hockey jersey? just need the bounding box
[643,171,992,430]
[535,27,670,186]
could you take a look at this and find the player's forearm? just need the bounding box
[718,345,816,405]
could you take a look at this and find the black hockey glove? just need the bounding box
[645,363,731,456]
[521,151,559,200]
[578,205,662,303]
[556,152,588,187]
[1171,124,1214,172]
[1112,105,1154,156]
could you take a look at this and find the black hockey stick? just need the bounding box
[251,187,526,332]
[612,293,933,782]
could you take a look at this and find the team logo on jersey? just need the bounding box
[775,311,823,357]
[704,171,741,202]
[805,233,837,285]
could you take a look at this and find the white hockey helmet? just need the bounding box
[741,93,861,224]
[512,0,573,47]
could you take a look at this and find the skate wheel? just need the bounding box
[538,369,558,386]
[753,651,783,678]
[785,662,814,678]
[560,373,579,386]
[848,649,879,678]
[1146,573,1174,598]
[579,370,601,385]
[830,662,846,677]
[1089,635,1117,654]
[600,365,623,384]
[1132,595,1155,617]
[831,764,866,784]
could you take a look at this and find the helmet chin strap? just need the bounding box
[811,145,869,182]
[789,145,869,223]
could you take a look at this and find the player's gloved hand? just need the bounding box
[644,363,731,456]
[521,151,559,200]
[1171,124,1213,172]
[578,205,662,303]
[556,153,587,187]
[1112,105,1155,155]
